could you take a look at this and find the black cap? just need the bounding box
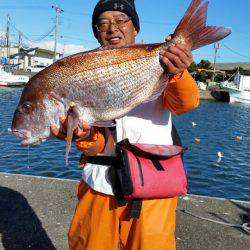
[92,0,140,38]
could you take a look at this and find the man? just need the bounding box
[51,0,199,249]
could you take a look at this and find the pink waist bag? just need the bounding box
[116,139,187,199]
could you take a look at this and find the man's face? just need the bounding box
[96,11,138,47]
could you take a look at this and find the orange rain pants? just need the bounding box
[68,181,178,250]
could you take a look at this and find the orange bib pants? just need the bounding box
[68,181,177,250]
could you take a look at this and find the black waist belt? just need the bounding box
[87,155,118,166]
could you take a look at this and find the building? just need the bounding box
[22,48,61,69]
[0,46,61,70]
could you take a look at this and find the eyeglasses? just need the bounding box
[96,17,132,32]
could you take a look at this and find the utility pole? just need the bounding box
[212,42,220,82]
[52,6,63,60]
[6,14,10,63]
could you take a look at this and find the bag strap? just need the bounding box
[150,157,165,171]
[172,123,182,146]
[109,124,117,141]
[108,165,126,207]
[130,199,143,219]
[172,123,185,161]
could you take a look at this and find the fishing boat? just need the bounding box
[0,64,29,87]
[221,71,250,104]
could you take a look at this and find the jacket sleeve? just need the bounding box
[163,70,199,115]
[75,128,105,156]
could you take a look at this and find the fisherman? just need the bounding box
[51,0,199,249]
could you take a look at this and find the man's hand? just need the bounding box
[50,115,92,142]
[159,35,193,75]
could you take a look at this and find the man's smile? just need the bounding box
[107,36,122,44]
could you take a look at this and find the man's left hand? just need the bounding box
[159,35,193,75]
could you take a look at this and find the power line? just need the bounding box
[10,18,55,43]
[62,35,97,44]
[221,43,250,59]
[33,26,56,41]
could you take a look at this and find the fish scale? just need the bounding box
[54,47,165,119]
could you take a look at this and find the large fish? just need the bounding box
[11,0,231,162]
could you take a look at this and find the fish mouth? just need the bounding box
[11,129,31,139]
[10,129,46,146]
[21,137,44,146]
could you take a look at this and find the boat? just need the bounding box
[221,70,250,104]
[210,89,230,102]
[0,64,29,87]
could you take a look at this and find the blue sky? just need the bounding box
[0,0,250,63]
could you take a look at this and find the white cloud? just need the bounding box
[28,40,86,55]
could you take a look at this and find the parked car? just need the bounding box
[26,65,47,73]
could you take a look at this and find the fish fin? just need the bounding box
[92,120,116,127]
[173,0,231,50]
[49,91,66,107]
[65,103,80,165]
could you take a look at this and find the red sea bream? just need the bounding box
[11,0,232,162]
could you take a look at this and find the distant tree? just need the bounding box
[238,67,250,76]
[197,60,213,70]
[188,60,213,82]
[226,67,250,78]
[188,62,198,73]
[188,59,231,82]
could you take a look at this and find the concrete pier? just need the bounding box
[0,173,249,250]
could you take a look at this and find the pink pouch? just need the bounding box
[116,139,187,199]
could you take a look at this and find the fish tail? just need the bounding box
[173,0,232,50]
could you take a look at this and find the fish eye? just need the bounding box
[21,102,33,113]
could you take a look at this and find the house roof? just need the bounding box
[19,47,62,56]
[35,48,55,56]
[215,62,250,70]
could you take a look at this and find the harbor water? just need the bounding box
[0,87,249,201]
